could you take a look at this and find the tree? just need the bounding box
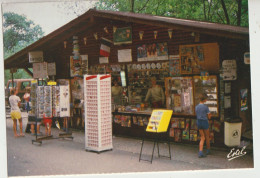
[3,12,44,84]
[3,12,44,54]
[95,0,249,27]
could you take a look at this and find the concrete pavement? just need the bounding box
[5,112,254,177]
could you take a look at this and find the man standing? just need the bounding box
[145,77,165,108]
[9,89,24,137]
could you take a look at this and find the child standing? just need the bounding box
[195,93,212,158]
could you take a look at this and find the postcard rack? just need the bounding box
[31,80,72,145]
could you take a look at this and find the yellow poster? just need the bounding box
[146,109,173,133]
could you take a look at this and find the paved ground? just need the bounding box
[5,112,254,178]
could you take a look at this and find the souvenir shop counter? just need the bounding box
[112,110,224,146]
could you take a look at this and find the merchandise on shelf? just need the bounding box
[165,77,194,115]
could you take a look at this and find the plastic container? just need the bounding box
[224,118,242,147]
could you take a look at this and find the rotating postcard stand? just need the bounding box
[139,110,173,163]
[32,82,72,145]
[32,83,55,145]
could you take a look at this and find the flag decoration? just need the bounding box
[100,38,112,57]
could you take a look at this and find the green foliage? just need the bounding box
[3,12,44,52]
[3,12,44,85]
[95,0,248,27]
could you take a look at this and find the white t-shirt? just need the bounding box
[9,95,21,112]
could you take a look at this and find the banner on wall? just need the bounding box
[137,42,168,62]
[100,38,112,57]
[113,27,132,45]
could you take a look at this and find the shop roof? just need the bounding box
[4,9,249,69]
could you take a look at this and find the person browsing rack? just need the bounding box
[195,93,212,158]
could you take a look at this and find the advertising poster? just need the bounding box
[137,42,168,61]
[241,89,248,111]
[169,55,180,77]
[113,27,132,45]
[70,56,82,77]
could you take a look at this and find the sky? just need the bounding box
[2,0,97,35]
[1,0,260,178]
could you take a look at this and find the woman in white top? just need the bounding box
[9,89,24,137]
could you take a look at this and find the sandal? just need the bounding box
[19,134,25,137]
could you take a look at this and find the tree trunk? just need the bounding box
[130,0,135,12]
[203,0,207,20]
[220,0,230,24]
[237,0,242,26]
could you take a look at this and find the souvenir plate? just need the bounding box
[146,63,151,69]
[156,63,161,69]
[151,63,156,69]
[132,64,137,70]
[137,64,141,70]
[141,64,146,69]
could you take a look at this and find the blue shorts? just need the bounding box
[197,119,209,130]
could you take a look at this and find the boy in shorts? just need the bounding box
[195,93,212,158]
[9,89,25,137]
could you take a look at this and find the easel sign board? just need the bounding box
[146,109,173,133]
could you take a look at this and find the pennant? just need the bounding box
[100,38,112,57]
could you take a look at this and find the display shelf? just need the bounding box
[84,74,113,152]
[165,77,194,115]
[193,75,219,116]
[127,62,169,106]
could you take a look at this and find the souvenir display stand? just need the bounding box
[84,74,113,153]
[139,110,173,163]
[31,81,72,145]
[53,85,73,139]
[31,80,54,145]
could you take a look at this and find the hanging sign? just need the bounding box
[47,62,56,76]
[244,52,250,64]
[118,49,132,62]
[29,51,43,63]
[33,62,48,79]
[47,81,57,86]
[99,57,109,64]
[222,60,237,80]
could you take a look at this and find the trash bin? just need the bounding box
[224,117,242,147]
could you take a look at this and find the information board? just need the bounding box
[146,109,173,133]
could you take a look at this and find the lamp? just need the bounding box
[139,31,144,40]
[64,41,67,48]
[168,29,173,39]
[83,37,87,45]
[154,31,158,39]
